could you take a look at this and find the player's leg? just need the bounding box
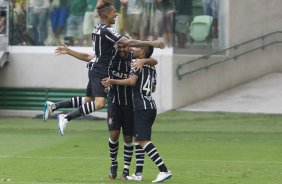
[136,109,172,183]
[58,79,106,135]
[126,110,146,181]
[107,102,121,180]
[121,136,133,180]
[125,142,144,181]
[121,105,134,180]
[43,96,87,122]
[58,96,105,135]
[108,133,119,180]
[120,105,134,180]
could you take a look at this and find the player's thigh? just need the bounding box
[107,103,122,132]
[134,109,157,141]
[120,105,134,137]
[91,78,107,98]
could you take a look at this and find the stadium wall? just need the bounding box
[0,47,174,113]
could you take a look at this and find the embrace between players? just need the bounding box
[42,0,172,183]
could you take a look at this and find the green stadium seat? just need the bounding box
[189,15,213,42]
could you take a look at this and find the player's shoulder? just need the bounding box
[105,26,121,37]
[143,64,156,71]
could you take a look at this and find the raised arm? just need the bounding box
[133,57,158,71]
[55,44,95,62]
[118,37,165,49]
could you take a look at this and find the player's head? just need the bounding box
[143,46,154,58]
[96,1,117,25]
[117,42,129,58]
[132,46,154,59]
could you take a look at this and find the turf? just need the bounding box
[1,111,282,184]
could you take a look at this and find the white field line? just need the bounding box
[1,155,282,165]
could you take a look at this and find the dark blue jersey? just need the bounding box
[130,63,157,110]
[90,23,123,78]
[108,51,134,106]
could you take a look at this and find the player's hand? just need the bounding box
[101,77,111,88]
[133,59,145,71]
[152,40,165,49]
[55,43,69,55]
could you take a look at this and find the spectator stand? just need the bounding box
[0,0,9,68]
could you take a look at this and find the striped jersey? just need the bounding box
[90,23,123,78]
[130,63,157,110]
[108,51,134,106]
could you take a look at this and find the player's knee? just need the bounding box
[123,135,133,143]
[94,101,105,110]
[110,130,120,141]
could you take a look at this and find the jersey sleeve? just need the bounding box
[129,60,141,78]
[153,70,157,87]
[105,27,123,43]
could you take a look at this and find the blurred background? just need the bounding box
[1,0,222,50]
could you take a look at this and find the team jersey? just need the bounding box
[90,23,123,78]
[130,62,157,110]
[108,51,134,106]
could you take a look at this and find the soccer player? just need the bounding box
[107,42,158,180]
[52,0,164,136]
[101,46,172,183]
[44,43,157,180]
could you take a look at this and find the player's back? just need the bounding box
[131,64,157,110]
[91,23,122,77]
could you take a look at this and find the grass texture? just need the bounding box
[1,111,282,184]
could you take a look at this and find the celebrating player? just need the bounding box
[52,1,164,135]
[102,46,172,183]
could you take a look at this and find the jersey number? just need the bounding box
[143,76,151,96]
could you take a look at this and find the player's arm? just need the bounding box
[102,75,138,88]
[118,37,165,49]
[133,57,158,71]
[152,68,157,92]
[152,86,156,93]
[55,43,95,62]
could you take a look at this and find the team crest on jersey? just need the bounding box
[108,117,113,126]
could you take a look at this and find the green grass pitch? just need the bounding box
[1,111,282,184]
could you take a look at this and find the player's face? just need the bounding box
[117,43,129,58]
[132,47,145,58]
[108,6,118,25]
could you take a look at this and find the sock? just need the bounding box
[109,138,119,167]
[123,142,134,172]
[135,143,145,175]
[70,96,85,107]
[144,142,168,173]
[54,99,72,110]
[54,97,85,110]
[65,101,95,121]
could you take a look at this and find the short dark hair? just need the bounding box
[144,46,154,58]
[96,1,113,17]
